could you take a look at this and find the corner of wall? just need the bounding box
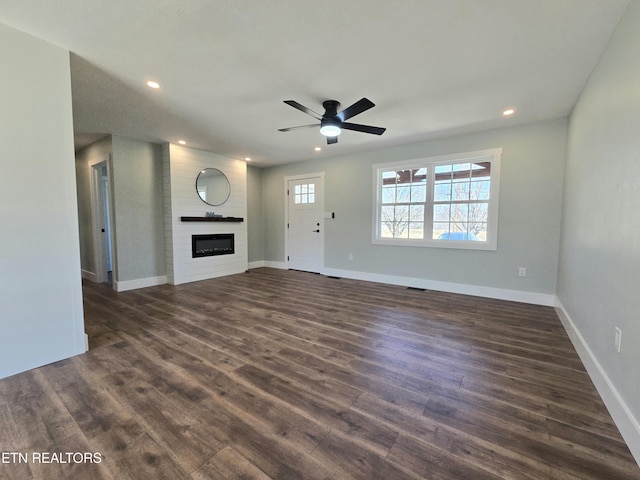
[555,298,640,465]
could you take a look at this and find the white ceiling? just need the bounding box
[0,1,629,166]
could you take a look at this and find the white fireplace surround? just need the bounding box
[163,144,248,285]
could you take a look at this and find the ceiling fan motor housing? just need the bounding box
[322,100,341,118]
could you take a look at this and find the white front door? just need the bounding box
[287,175,324,273]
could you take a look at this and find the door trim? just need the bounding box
[88,154,116,287]
[284,172,325,273]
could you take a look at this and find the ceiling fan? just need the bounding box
[278,98,386,144]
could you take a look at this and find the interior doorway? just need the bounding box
[285,173,324,273]
[89,155,115,285]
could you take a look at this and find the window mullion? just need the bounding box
[377,170,383,239]
[425,165,434,241]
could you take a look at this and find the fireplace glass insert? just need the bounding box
[192,234,234,258]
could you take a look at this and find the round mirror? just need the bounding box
[195,168,230,206]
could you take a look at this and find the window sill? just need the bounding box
[372,237,497,251]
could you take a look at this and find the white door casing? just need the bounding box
[285,173,324,273]
[88,155,115,285]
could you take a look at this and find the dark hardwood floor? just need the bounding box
[1,268,639,479]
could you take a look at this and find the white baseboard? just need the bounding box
[248,263,554,305]
[322,267,555,306]
[555,298,640,465]
[81,269,97,282]
[114,275,168,292]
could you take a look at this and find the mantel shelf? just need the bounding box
[180,216,244,222]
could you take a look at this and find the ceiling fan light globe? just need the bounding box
[319,125,341,137]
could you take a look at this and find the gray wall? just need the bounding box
[247,165,265,263]
[75,135,165,285]
[258,118,566,296]
[111,136,165,282]
[0,23,85,378]
[558,0,640,433]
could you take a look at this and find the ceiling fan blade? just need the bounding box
[327,136,338,145]
[337,97,375,122]
[278,124,320,132]
[341,122,386,135]
[283,100,323,120]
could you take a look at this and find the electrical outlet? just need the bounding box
[518,267,527,277]
[348,253,353,261]
[615,327,622,353]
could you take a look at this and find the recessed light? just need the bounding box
[314,147,322,152]
[146,80,160,89]
[503,108,515,116]
[178,140,186,145]
[245,157,251,161]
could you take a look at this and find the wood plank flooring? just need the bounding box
[1,267,639,479]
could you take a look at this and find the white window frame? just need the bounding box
[372,148,502,250]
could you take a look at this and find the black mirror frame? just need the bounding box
[195,168,231,206]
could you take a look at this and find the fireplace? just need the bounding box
[192,234,235,258]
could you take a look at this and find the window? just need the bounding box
[372,148,501,250]
[294,183,315,204]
